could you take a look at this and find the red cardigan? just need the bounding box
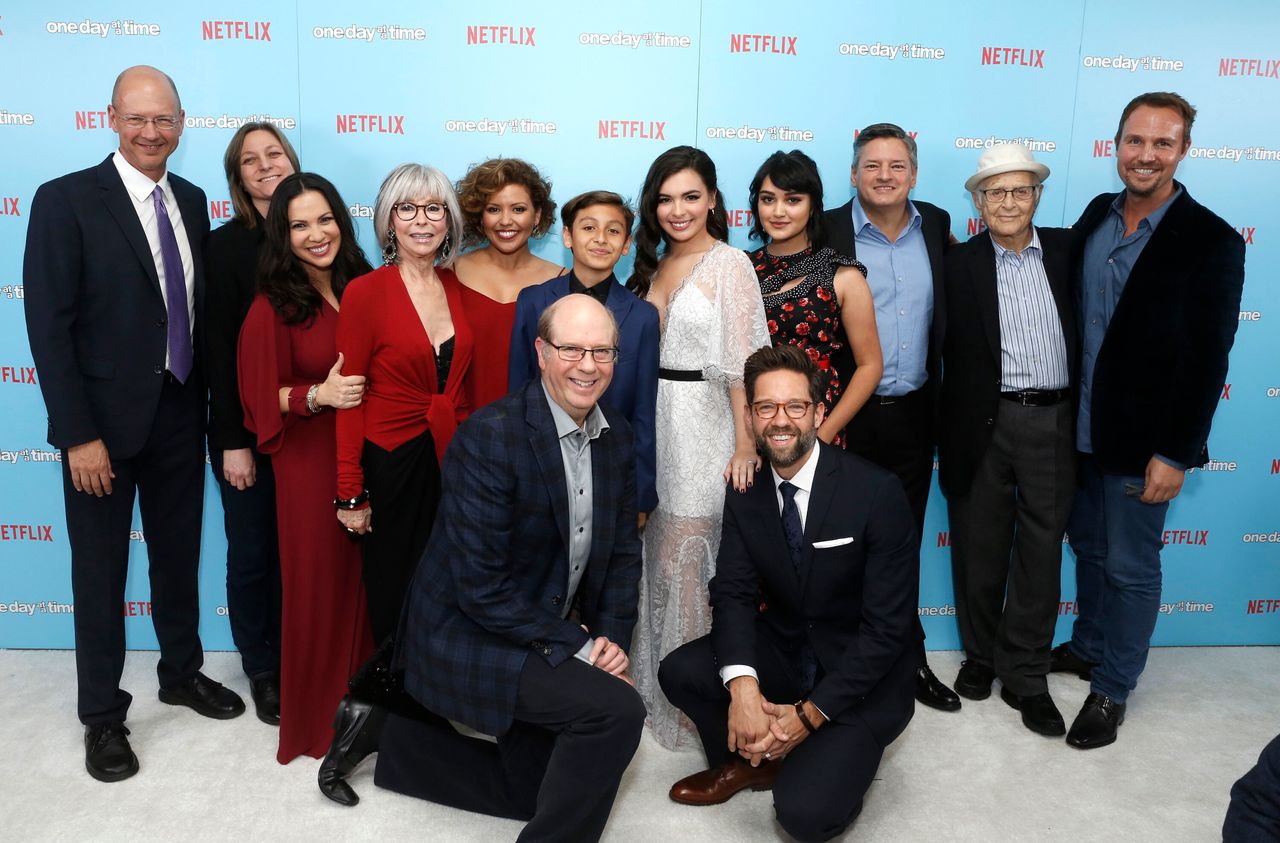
[335,264,473,500]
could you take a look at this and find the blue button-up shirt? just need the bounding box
[851,198,933,396]
[1077,186,1182,456]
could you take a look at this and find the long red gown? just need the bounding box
[238,294,374,764]
[456,283,517,411]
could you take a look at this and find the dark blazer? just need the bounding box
[204,213,265,451]
[1074,184,1245,474]
[938,227,1079,497]
[508,277,661,512]
[398,378,643,737]
[710,442,918,746]
[24,155,209,457]
[824,198,951,397]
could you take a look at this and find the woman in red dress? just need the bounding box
[452,158,565,409]
[237,173,374,764]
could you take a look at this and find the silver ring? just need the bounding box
[764,752,771,759]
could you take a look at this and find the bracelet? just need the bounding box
[334,490,370,510]
[305,384,321,415]
[794,700,819,734]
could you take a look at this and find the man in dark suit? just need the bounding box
[508,190,660,519]
[323,295,645,842]
[660,344,918,843]
[1051,92,1245,749]
[23,66,244,782]
[939,144,1078,737]
[823,121,958,712]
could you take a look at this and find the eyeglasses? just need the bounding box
[979,185,1039,204]
[118,114,181,132]
[395,202,447,222]
[752,400,814,419]
[546,343,619,364]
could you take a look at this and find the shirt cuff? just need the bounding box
[1153,454,1188,471]
[572,639,595,665]
[719,664,758,686]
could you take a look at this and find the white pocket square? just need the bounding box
[812,537,854,549]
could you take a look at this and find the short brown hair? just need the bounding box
[455,158,556,248]
[560,190,635,233]
[1115,92,1196,148]
[744,344,823,405]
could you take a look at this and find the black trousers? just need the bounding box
[660,634,886,843]
[374,654,646,843]
[359,429,440,645]
[210,446,281,680]
[947,400,1074,694]
[63,375,206,725]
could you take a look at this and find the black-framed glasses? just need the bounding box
[752,400,813,419]
[118,114,180,132]
[547,343,619,364]
[979,185,1040,204]
[395,201,447,222]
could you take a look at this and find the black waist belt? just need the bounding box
[659,368,704,382]
[1000,388,1069,407]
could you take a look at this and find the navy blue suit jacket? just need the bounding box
[710,442,919,746]
[508,277,660,512]
[23,155,209,457]
[398,379,643,736]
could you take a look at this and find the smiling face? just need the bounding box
[536,296,617,425]
[239,129,296,215]
[851,137,917,213]
[1116,105,1189,203]
[108,68,184,180]
[562,203,632,280]
[975,171,1040,249]
[748,369,824,471]
[288,190,342,281]
[482,183,540,254]
[655,168,715,244]
[392,195,448,263]
[756,175,813,248]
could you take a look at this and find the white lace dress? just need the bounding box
[632,240,771,750]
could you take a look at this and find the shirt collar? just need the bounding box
[852,196,921,237]
[771,440,820,496]
[991,226,1042,260]
[541,381,609,440]
[568,270,616,304]
[112,150,170,203]
[1109,182,1183,231]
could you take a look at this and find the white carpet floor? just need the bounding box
[3,646,1275,841]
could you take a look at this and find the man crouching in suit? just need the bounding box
[320,294,645,843]
[660,344,919,842]
[939,144,1077,737]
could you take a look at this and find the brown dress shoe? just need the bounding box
[669,757,780,805]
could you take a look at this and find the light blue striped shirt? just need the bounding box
[992,229,1069,391]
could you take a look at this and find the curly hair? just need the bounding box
[454,158,557,248]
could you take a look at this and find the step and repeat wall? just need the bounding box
[1,1,1277,651]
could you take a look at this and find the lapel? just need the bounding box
[750,468,802,596]
[825,199,858,258]
[523,380,571,555]
[1039,228,1076,357]
[586,420,617,588]
[96,156,162,299]
[1110,185,1194,329]
[969,232,1002,367]
[798,443,838,596]
[171,175,207,327]
[604,278,634,332]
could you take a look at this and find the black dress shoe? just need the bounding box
[1066,692,1125,749]
[953,660,996,701]
[318,695,386,807]
[249,674,281,726]
[159,672,246,720]
[85,723,139,782]
[914,664,961,712]
[1049,642,1097,681]
[1000,687,1066,736]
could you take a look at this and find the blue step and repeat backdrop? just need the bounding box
[1,1,1277,651]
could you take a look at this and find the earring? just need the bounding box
[382,227,398,266]
[440,232,452,262]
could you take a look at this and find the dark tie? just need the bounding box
[779,481,804,572]
[152,185,192,383]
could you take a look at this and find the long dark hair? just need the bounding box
[258,173,372,326]
[747,150,826,248]
[627,146,728,299]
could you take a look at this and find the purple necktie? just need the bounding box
[152,185,192,383]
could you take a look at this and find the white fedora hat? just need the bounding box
[964,143,1050,192]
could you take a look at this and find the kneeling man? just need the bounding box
[660,344,919,842]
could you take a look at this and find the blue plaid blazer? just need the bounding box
[398,378,642,736]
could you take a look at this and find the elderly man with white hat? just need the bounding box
[936,143,1079,737]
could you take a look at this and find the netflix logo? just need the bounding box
[597,120,666,140]
[0,524,53,542]
[0,197,19,217]
[1,366,36,384]
[336,114,405,134]
[966,217,987,236]
[201,20,271,41]
[729,33,797,55]
[466,25,535,46]
[74,110,111,130]
[1218,58,1280,79]
[1247,599,1280,614]
[981,46,1045,68]
[726,210,755,228]
[1237,226,1256,245]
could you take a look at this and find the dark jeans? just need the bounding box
[1066,453,1169,703]
[210,446,281,680]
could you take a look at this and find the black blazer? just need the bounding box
[823,198,951,401]
[709,442,918,746]
[1074,184,1244,474]
[938,227,1079,497]
[204,213,265,451]
[24,155,209,457]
